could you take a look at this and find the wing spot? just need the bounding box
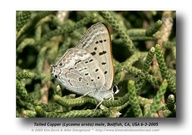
[103,39,107,42]
[74,60,81,65]
[89,59,93,62]
[78,77,82,81]
[99,51,107,56]
[79,67,87,72]
[59,63,62,66]
[104,71,107,74]
[94,47,97,50]
[85,73,89,76]
[101,62,106,65]
[97,76,100,79]
[91,51,96,56]
[95,41,99,44]
[95,69,99,72]
[99,40,103,43]
[68,80,73,86]
[69,68,74,71]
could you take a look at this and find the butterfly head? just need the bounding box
[51,65,61,79]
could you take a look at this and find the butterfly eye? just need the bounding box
[55,75,58,78]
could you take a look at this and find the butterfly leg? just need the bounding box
[92,99,104,116]
[94,100,103,111]
[77,90,94,99]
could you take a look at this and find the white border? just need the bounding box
[0,0,191,134]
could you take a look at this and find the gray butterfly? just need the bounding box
[51,22,116,102]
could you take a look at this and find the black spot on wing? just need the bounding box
[99,51,107,56]
[101,62,106,65]
[78,77,82,81]
[91,51,96,56]
[85,59,94,64]
[89,59,93,62]
[68,80,73,86]
[95,39,107,45]
[74,60,81,65]
[69,68,74,71]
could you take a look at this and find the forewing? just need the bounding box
[77,22,114,90]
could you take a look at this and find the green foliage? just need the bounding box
[100,11,137,54]
[155,44,176,94]
[145,80,168,117]
[128,80,143,117]
[16,11,31,32]
[16,11,176,118]
[135,47,155,90]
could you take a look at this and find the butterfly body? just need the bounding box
[51,22,114,102]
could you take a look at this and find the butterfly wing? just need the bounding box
[77,22,114,91]
[52,48,106,97]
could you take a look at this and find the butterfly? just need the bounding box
[51,22,117,102]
